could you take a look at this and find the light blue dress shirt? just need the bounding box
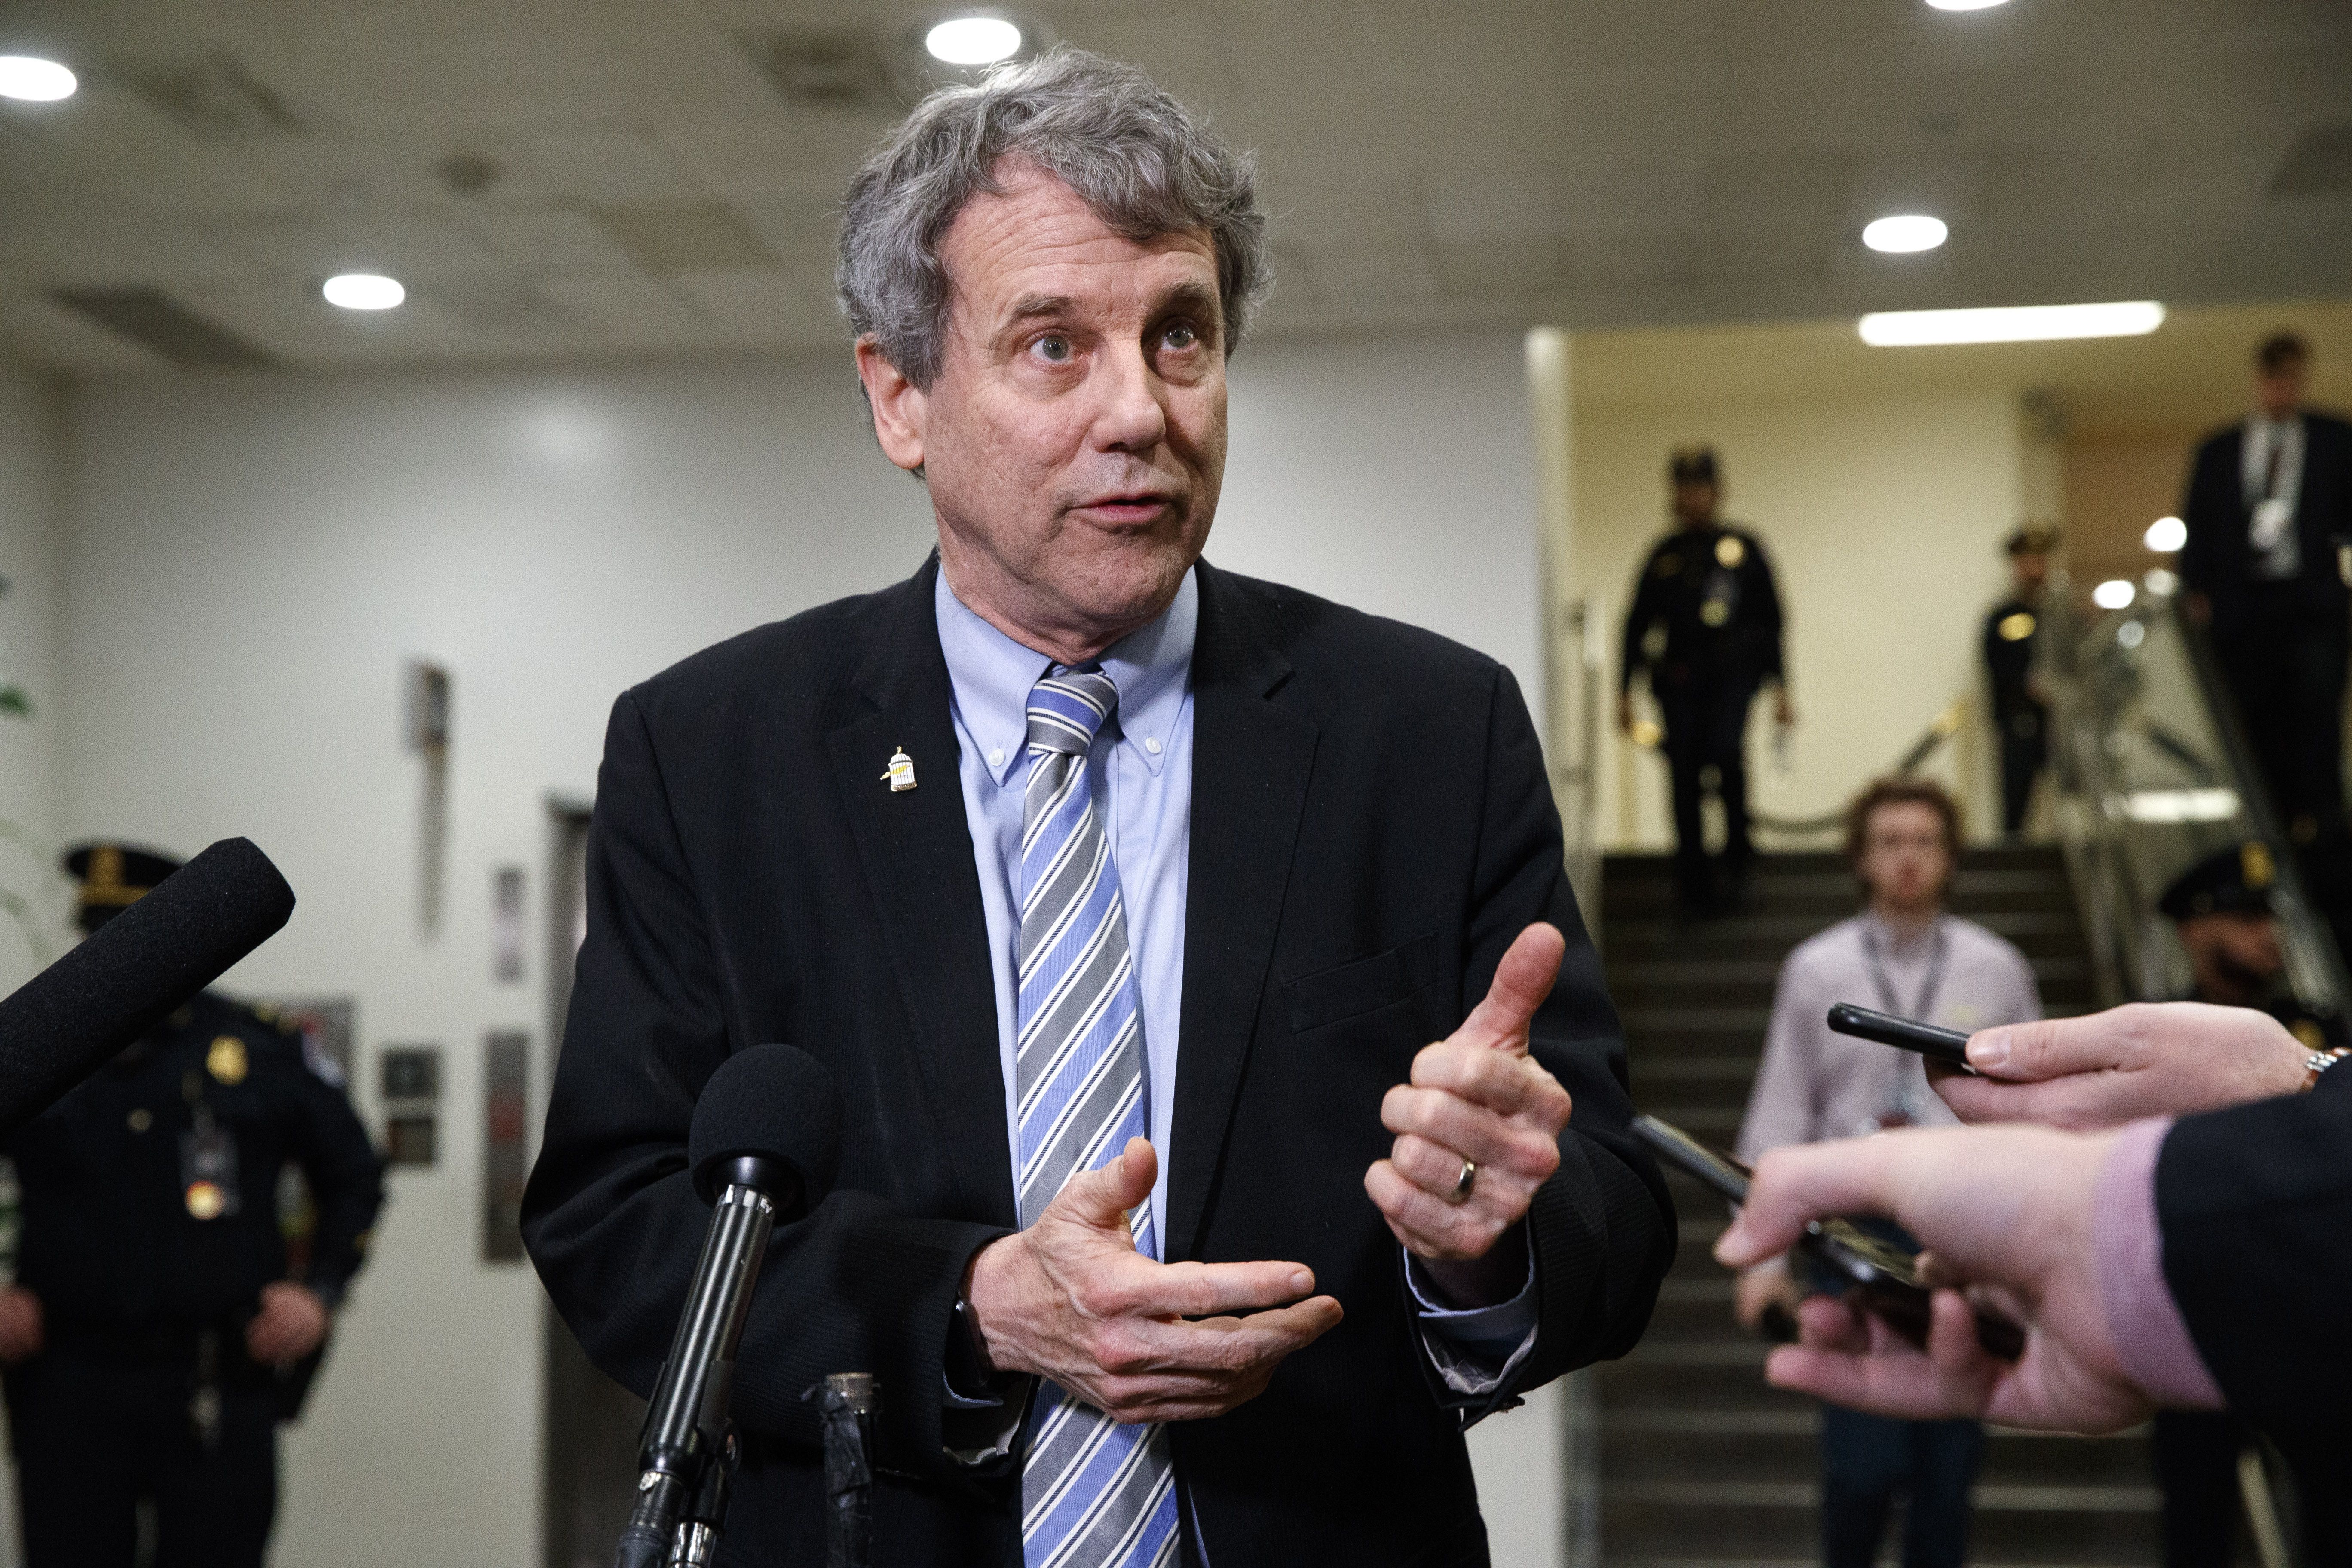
[933,567,1535,1397]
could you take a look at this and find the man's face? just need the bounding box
[1672,481,1719,528]
[870,162,1226,655]
[2257,360,2307,420]
[2012,551,2048,592]
[2180,910,2283,994]
[1857,801,1951,913]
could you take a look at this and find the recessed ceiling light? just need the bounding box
[1925,0,2011,10]
[2144,515,2187,553]
[0,55,76,102]
[323,273,405,311]
[1858,300,2165,347]
[1862,215,1948,254]
[926,17,1022,65]
[2092,579,2136,610]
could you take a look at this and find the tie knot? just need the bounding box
[1026,668,1119,756]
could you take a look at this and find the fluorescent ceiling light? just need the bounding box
[1858,300,2165,347]
[0,55,76,102]
[323,273,405,310]
[1862,215,1948,254]
[2144,515,2187,553]
[926,17,1022,64]
[1926,0,2011,9]
[2092,578,2136,610]
[2116,788,2240,825]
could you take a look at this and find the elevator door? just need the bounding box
[539,801,647,1568]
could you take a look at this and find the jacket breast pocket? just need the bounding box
[1285,932,1446,1035]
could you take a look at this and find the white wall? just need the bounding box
[1572,392,2024,849]
[54,328,1559,1568]
[0,366,66,994]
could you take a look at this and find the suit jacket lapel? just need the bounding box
[824,557,1016,1227]
[1167,562,1319,1262]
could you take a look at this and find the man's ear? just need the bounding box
[855,337,927,474]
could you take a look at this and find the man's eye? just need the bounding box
[1162,322,1199,350]
[1032,335,1072,363]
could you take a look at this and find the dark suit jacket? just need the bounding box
[2157,1064,2352,1449]
[2177,410,2352,635]
[521,556,1674,1567]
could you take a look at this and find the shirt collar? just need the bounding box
[934,564,1198,787]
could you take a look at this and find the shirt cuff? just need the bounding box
[940,1371,1033,1467]
[1403,1248,1538,1398]
[2093,1116,2224,1411]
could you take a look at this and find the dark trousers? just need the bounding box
[2215,595,2349,835]
[2153,1410,2245,1568]
[1996,700,2046,836]
[1657,682,1756,905]
[3,1348,278,1568]
[1819,1403,1983,1568]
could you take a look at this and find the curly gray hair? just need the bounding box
[836,47,1270,388]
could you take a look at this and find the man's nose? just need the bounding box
[1091,340,1170,452]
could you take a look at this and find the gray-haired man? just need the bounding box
[525,49,1671,1567]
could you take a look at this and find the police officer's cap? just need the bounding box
[2158,842,2276,922]
[62,842,183,934]
[1668,446,1720,487]
[2005,523,2060,557]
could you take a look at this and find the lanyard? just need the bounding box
[1862,919,1948,1025]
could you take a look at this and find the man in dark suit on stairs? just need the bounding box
[2179,332,2352,952]
[522,49,1672,1568]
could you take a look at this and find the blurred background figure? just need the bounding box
[1733,779,2040,1568]
[0,845,385,1568]
[2177,332,2352,952]
[2149,842,2348,1568]
[1982,524,2057,840]
[1619,445,1793,914]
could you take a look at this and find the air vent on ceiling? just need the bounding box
[2269,123,2352,197]
[588,202,778,275]
[118,53,306,139]
[737,28,899,107]
[49,287,276,368]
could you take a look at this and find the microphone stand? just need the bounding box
[609,1160,787,1568]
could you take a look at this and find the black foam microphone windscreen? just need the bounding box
[686,1044,844,1218]
[0,837,295,1134]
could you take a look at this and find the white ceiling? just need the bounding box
[1,0,2347,372]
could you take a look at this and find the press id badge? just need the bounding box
[2251,496,2294,552]
[181,1120,242,1221]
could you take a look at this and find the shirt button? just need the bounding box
[1145,737,1162,755]
[987,747,1004,767]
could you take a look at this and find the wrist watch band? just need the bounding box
[2301,1047,2348,1093]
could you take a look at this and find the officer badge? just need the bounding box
[207,1035,248,1086]
[1714,536,1745,568]
[880,746,916,793]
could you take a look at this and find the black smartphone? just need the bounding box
[1629,1114,2024,1362]
[1825,1002,1977,1072]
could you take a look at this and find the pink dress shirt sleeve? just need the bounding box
[2092,1116,2224,1409]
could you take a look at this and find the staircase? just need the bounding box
[1592,846,2159,1567]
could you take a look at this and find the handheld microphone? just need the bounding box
[0,837,296,1134]
[611,1044,843,1568]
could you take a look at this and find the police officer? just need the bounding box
[2147,841,2347,1568]
[1982,524,2056,839]
[1620,445,1792,911]
[0,844,385,1568]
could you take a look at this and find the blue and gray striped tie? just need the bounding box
[1015,667,1180,1568]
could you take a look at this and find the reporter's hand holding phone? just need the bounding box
[1715,1124,2155,1432]
[1932,1002,2311,1130]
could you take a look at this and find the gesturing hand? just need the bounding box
[1365,922,1574,1306]
[963,1138,1343,1424]
[1934,1002,2309,1130]
[246,1281,331,1367]
[1715,1124,2153,1433]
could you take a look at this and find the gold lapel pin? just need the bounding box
[880,746,916,793]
